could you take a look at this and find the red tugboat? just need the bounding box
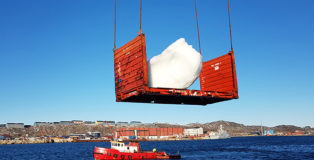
[94,121,181,159]
[93,141,181,160]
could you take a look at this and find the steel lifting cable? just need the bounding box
[113,0,142,50]
[227,0,233,51]
[113,0,117,51]
[194,0,202,55]
[139,0,142,34]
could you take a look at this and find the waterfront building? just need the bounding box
[117,127,184,138]
[130,121,142,125]
[95,121,106,125]
[24,125,32,128]
[34,122,52,127]
[84,121,96,125]
[6,123,24,129]
[184,128,204,136]
[106,121,115,126]
[116,122,129,126]
[0,124,5,128]
[69,133,86,139]
[88,132,101,138]
[59,121,74,125]
[143,123,155,126]
[72,120,84,125]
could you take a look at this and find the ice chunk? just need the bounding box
[148,38,202,89]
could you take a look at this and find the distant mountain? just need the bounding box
[272,125,302,133]
[1,121,311,138]
[186,120,307,137]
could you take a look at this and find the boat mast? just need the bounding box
[260,121,263,136]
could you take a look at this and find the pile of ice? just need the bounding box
[147,38,202,89]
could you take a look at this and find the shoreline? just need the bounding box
[1,135,313,145]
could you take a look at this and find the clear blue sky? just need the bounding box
[0,0,313,127]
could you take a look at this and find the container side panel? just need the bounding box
[114,34,148,101]
[200,51,238,98]
[168,128,173,135]
[157,128,161,136]
[178,128,183,135]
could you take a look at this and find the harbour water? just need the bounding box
[0,136,313,160]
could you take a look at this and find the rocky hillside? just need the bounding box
[0,121,312,138]
[186,121,306,136]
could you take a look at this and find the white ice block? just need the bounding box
[147,38,202,89]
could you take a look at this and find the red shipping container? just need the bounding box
[200,51,238,97]
[178,128,183,135]
[114,35,148,100]
[149,128,157,136]
[162,128,167,136]
[156,128,161,136]
[117,129,122,136]
[131,129,135,136]
[165,128,169,136]
[137,128,142,136]
[130,128,135,136]
[144,128,149,136]
[114,34,238,105]
[142,129,146,137]
[141,128,147,136]
[168,128,173,136]
[173,128,178,135]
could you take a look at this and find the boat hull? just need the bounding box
[94,147,180,159]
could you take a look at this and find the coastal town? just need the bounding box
[0,120,313,145]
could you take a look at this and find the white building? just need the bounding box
[184,128,203,136]
[6,123,24,129]
[34,122,52,127]
[72,120,84,125]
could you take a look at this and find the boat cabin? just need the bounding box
[111,141,140,153]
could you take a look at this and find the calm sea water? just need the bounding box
[0,136,313,160]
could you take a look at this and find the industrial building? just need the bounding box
[116,122,129,126]
[88,132,101,138]
[24,125,32,128]
[106,121,116,126]
[72,120,84,125]
[34,122,52,127]
[6,123,24,128]
[130,121,142,125]
[95,121,106,125]
[84,121,95,125]
[69,133,86,139]
[117,128,184,140]
[59,121,74,125]
[183,128,204,136]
